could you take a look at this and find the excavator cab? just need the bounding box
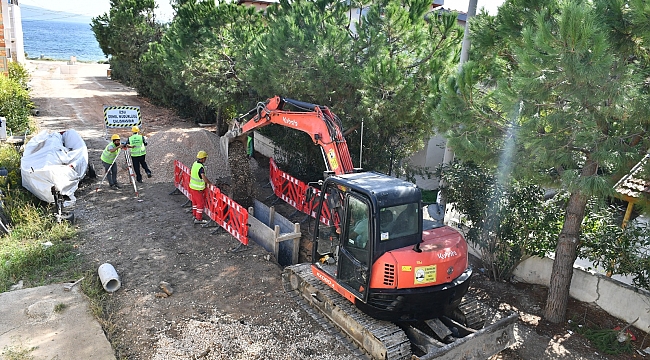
[312,171,468,322]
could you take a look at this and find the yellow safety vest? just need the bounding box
[100,142,118,164]
[129,134,146,157]
[189,161,205,191]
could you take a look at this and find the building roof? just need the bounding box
[614,153,650,202]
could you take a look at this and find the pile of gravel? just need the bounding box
[151,311,350,360]
[111,128,231,185]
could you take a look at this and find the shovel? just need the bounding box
[63,276,85,291]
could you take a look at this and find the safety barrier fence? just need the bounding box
[269,158,334,225]
[174,160,249,245]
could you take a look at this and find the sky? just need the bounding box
[18,0,505,22]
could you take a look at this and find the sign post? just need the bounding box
[103,106,141,139]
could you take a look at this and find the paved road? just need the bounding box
[0,283,115,360]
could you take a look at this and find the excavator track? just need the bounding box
[451,294,486,330]
[283,263,519,360]
[283,263,412,360]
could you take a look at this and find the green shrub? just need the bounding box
[438,160,562,280]
[0,143,21,189]
[0,71,32,133]
[8,62,30,90]
[580,204,650,291]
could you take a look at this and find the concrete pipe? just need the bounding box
[98,263,121,292]
[30,109,40,116]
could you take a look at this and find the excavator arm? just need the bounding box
[229,96,355,175]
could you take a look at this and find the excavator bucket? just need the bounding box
[219,131,234,165]
[219,124,248,165]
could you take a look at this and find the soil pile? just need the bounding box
[226,141,256,209]
[105,128,231,186]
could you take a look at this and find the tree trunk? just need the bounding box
[543,160,597,323]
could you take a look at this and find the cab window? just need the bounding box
[346,196,370,250]
[379,203,418,240]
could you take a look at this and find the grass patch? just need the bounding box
[0,143,80,292]
[1,344,37,360]
[80,270,121,350]
[0,193,79,292]
[0,214,79,292]
[571,322,634,355]
[54,302,68,313]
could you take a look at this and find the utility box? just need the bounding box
[0,117,6,140]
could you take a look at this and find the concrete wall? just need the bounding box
[59,65,78,75]
[409,135,447,190]
[253,131,282,159]
[513,256,650,332]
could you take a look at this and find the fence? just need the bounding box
[174,160,249,245]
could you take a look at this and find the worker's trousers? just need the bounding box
[131,155,151,182]
[190,188,206,221]
[102,160,118,186]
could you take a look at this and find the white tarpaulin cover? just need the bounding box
[21,129,88,205]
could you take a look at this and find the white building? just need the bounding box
[1,0,26,65]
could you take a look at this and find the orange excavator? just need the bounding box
[227,96,516,360]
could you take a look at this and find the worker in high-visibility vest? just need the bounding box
[126,126,152,183]
[100,134,126,189]
[189,150,213,224]
[246,132,254,158]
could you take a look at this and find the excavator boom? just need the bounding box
[230,96,355,175]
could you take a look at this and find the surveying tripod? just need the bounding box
[124,149,139,197]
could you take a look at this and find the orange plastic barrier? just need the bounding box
[173,159,192,198]
[174,160,249,245]
[206,185,249,245]
[268,158,335,225]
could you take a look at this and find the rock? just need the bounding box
[160,281,174,296]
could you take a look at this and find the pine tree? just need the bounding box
[245,0,358,179]
[91,0,163,86]
[355,0,463,176]
[435,0,650,322]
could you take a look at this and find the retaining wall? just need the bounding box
[513,256,650,332]
[247,199,301,266]
[252,131,286,161]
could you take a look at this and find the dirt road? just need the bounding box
[26,60,638,360]
[27,61,351,360]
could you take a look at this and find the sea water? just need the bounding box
[21,20,107,62]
